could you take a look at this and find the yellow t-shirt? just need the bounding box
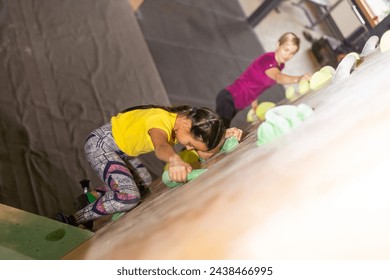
[111,108,177,156]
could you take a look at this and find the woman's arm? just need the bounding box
[149,128,192,182]
[251,99,259,111]
[265,67,311,85]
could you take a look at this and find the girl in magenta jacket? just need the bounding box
[216,32,311,128]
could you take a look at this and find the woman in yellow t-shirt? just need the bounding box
[57,105,242,227]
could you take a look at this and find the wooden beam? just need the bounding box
[354,0,379,27]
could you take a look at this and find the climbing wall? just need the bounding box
[63,41,390,259]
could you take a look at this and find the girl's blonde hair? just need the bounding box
[278,32,300,52]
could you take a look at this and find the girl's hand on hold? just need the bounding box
[225,127,243,141]
[168,154,192,182]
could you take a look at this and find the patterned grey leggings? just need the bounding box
[75,122,152,224]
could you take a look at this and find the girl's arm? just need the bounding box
[265,67,311,85]
[149,128,192,182]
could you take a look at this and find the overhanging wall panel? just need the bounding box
[0,0,168,218]
[137,0,285,129]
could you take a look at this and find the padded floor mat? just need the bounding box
[0,204,94,260]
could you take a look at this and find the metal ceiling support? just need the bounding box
[247,0,284,27]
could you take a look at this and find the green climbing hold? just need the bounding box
[162,169,207,188]
[220,136,239,153]
[257,104,313,146]
[111,212,125,221]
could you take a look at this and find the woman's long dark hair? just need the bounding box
[121,105,226,150]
